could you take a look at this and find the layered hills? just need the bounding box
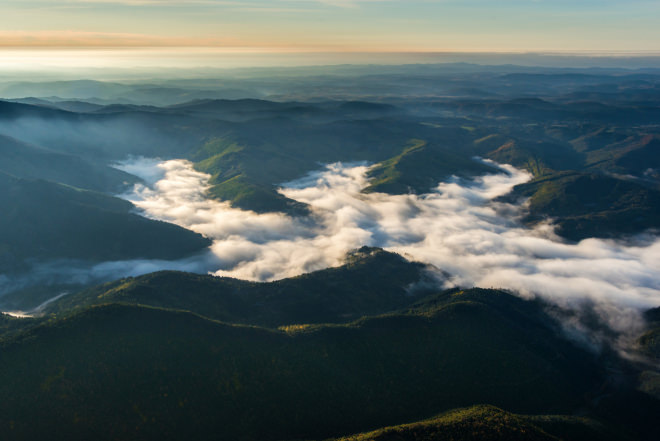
[45,247,432,326]
[2,79,660,241]
[0,134,136,193]
[1,249,658,441]
[504,172,660,240]
[1,68,660,441]
[0,171,210,273]
[332,405,610,441]
[0,249,618,441]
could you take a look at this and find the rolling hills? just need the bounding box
[504,172,660,240]
[3,78,660,241]
[363,139,496,195]
[45,247,434,326]
[0,171,211,273]
[2,249,657,441]
[2,68,660,441]
[331,405,610,441]
[0,288,603,441]
[0,133,137,193]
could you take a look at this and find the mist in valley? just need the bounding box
[3,0,660,436]
[111,158,660,351]
[2,64,660,364]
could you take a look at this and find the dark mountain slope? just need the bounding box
[0,313,37,341]
[192,118,498,213]
[484,138,585,177]
[614,137,660,177]
[47,248,432,326]
[0,99,77,119]
[0,288,603,441]
[364,139,496,194]
[332,405,611,441]
[505,172,660,240]
[0,172,210,271]
[0,134,136,192]
[0,100,208,160]
[637,308,660,400]
[191,118,424,213]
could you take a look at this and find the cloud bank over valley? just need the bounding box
[116,159,660,341]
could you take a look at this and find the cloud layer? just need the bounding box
[119,158,660,341]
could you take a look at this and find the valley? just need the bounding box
[1,63,660,440]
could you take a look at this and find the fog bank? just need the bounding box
[117,159,660,344]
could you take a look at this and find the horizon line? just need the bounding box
[2,47,660,57]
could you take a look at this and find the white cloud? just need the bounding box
[4,156,657,353]
[117,158,660,340]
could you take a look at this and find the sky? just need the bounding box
[1,0,659,53]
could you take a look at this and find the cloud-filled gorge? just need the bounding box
[3,157,659,350]
[115,158,660,343]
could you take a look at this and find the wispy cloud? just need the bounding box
[29,0,244,5]
[296,0,393,8]
[3,0,388,8]
[0,30,267,47]
[120,160,660,335]
[115,159,659,354]
[7,0,309,6]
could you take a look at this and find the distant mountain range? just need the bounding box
[1,67,660,440]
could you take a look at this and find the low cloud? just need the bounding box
[0,251,221,298]
[5,157,657,353]
[117,159,660,349]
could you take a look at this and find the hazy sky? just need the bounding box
[1,0,659,52]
